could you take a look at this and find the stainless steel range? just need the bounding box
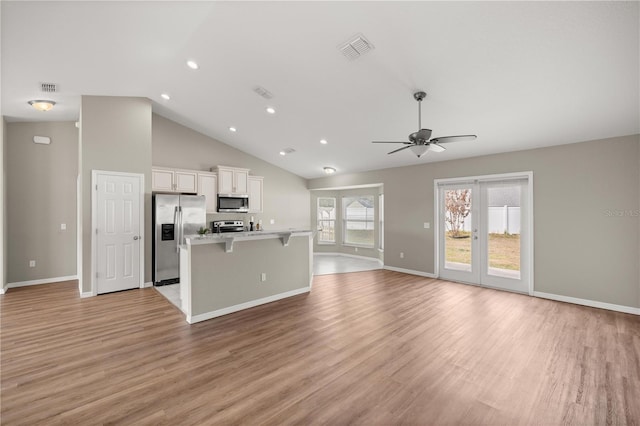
[211,220,245,233]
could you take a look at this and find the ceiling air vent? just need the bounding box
[40,82,58,93]
[339,34,374,60]
[253,86,273,100]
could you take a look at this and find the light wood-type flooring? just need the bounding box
[1,271,639,425]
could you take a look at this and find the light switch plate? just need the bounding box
[61,223,67,230]
[424,222,430,229]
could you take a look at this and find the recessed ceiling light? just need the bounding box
[161,93,170,100]
[266,107,276,114]
[279,151,286,156]
[324,167,336,174]
[320,139,328,145]
[186,60,199,70]
[229,127,237,132]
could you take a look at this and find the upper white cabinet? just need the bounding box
[198,172,218,213]
[152,169,174,192]
[248,176,263,213]
[215,166,249,195]
[152,168,197,193]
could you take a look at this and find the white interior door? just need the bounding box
[437,174,532,295]
[94,171,144,294]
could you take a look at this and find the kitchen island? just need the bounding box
[179,230,313,324]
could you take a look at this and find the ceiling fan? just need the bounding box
[373,91,477,157]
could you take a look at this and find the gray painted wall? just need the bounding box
[152,114,310,229]
[6,122,78,283]
[189,237,311,316]
[80,96,152,292]
[311,186,383,260]
[308,135,640,308]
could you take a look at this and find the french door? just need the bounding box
[436,173,532,294]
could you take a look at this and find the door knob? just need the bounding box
[133,236,140,240]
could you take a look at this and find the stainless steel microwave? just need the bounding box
[217,194,249,213]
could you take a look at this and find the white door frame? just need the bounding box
[91,170,145,296]
[434,171,534,295]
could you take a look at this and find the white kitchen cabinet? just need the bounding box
[152,169,174,191]
[248,176,263,213]
[198,172,218,213]
[175,171,197,193]
[215,166,250,194]
[152,168,197,193]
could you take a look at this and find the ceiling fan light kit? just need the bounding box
[372,90,477,158]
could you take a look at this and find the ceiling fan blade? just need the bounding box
[372,141,411,144]
[428,143,446,153]
[387,145,413,155]
[430,135,477,144]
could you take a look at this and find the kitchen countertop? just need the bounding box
[184,229,314,252]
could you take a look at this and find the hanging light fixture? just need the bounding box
[28,100,56,112]
[409,144,429,158]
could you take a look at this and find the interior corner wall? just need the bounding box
[6,121,78,284]
[152,114,310,229]
[311,187,383,260]
[80,96,152,293]
[308,135,640,309]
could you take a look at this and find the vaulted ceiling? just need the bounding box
[2,1,638,178]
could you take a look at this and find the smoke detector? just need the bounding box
[339,33,374,60]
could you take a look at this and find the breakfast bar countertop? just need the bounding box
[183,229,314,252]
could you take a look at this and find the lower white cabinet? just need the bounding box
[198,173,218,214]
[248,176,263,213]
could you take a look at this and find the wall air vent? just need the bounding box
[339,33,374,60]
[253,86,273,100]
[40,82,58,93]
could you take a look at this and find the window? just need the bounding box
[343,195,375,247]
[379,193,384,251]
[317,197,336,243]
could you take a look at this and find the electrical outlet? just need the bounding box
[400,252,404,259]
[270,219,275,225]
[424,222,430,229]
[261,273,267,282]
[61,223,67,230]
[29,260,36,268]
[354,247,358,252]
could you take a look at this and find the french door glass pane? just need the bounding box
[486,185,521,279]
[444,188,473,272]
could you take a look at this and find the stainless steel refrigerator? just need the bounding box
[153,194,206,285]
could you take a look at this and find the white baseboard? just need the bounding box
[187,286,311,324]
[383,266,437,279]
[533,291,640,315]
[143,281,153,288]
[0,285,7,295]
[80,291,94,298]
[314,252,383,264]
[7,275,78,289]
